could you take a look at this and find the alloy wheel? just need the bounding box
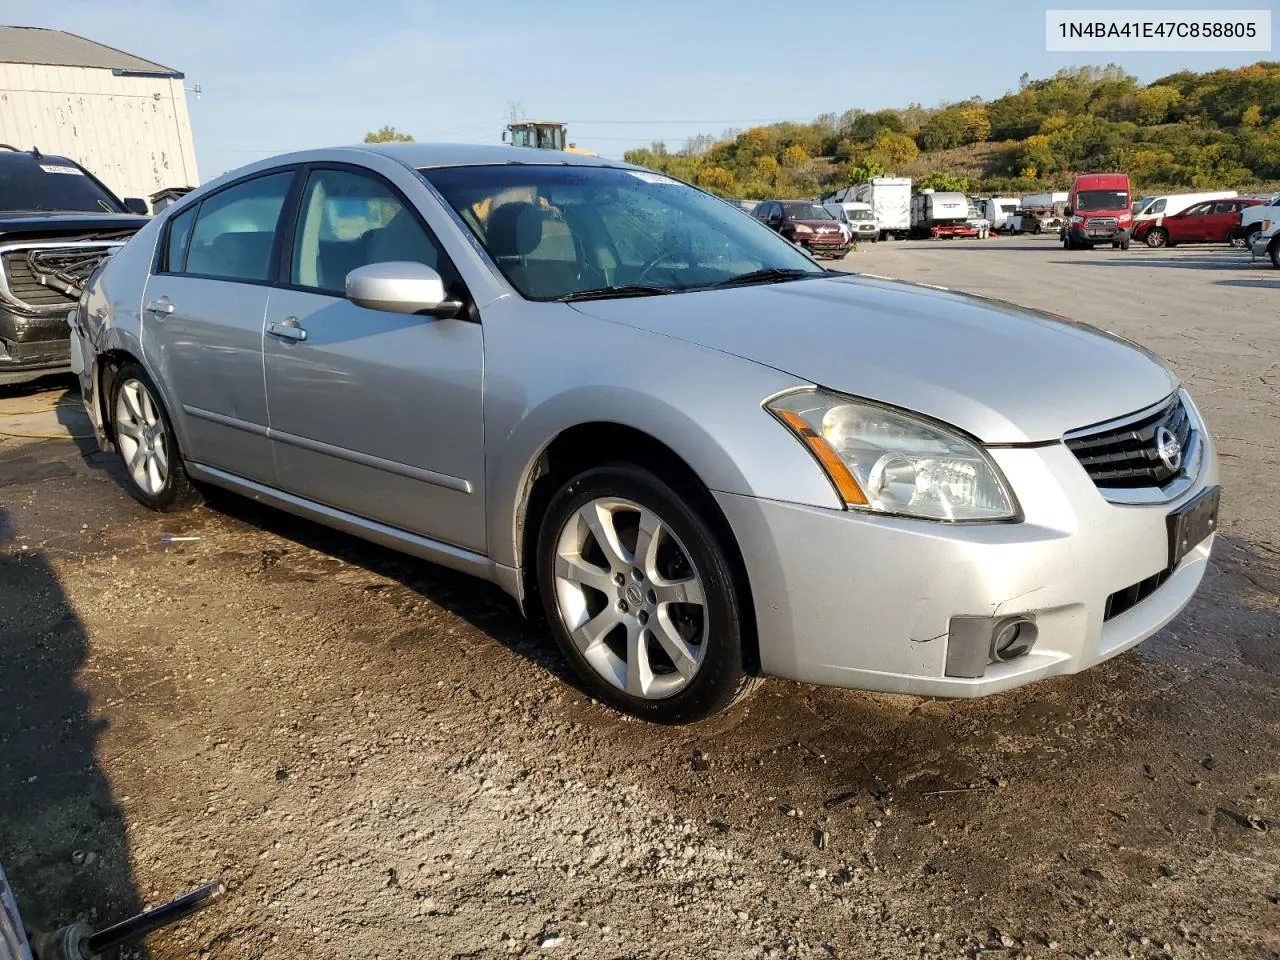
[552,497,707,700]
[114,378,170,496]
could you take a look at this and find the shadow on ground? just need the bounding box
[0,505,146,953]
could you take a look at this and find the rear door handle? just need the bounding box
[267,317,307,342]
[144,300,174,316]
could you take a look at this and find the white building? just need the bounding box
[0,26,198,204]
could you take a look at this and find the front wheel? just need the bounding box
[536,464,758,723]
[110,363,201,512]
[1270,240,1280,270]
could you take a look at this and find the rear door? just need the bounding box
[141,169,296,482]
[261,164,486,551]
[1203,200,1239,242]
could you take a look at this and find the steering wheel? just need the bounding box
[636,247,687,285]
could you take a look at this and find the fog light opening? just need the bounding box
[990,617,1037,663]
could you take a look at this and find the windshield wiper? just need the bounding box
[555,284,675,302]
[707,268,817,289]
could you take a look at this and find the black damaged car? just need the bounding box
[0,146,149,386]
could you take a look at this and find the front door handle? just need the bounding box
[267,317,307,342]
[144,300,174,316]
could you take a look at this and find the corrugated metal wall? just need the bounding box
[0,63,198,202]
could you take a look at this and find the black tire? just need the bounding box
[1270,239,1280,270]
[1120,238,1131,251]
[1145,228,1168,249]
[1032,222,1042,235]
[1243,223,1262,247]
[536,463,758,724]
[110,362,201,512]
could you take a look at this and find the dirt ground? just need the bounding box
[1,238,1276,960]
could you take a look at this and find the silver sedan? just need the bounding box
[70,144,1219,723]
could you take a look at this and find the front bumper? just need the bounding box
[717,435,1218,698]
[0,303,73,384]
[0,336,71,385]
[1067,224,1130,244]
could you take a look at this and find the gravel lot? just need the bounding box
[1,238,1276,960]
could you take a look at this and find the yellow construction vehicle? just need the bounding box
[503,120,597,156]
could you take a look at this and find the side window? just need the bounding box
[185,172,293,282]
[290,168,450,294]
[1151,199,1165,214]
[1183,203,1209,217]
[162,204,197,273]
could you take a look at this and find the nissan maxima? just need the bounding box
[69,144,1219,723]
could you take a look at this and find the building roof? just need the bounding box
[0,26,181,77]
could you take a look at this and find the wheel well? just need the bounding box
[95,349,138,444]
[516,422,760,674]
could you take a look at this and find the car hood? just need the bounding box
[569,274,1177,444]
[0,212,148,239]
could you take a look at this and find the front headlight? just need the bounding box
[767,390,1019,522]
[1070,215,1085,224]
[792,224,813,235]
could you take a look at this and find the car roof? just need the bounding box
[350,142,634,170]
[0,147,82,169]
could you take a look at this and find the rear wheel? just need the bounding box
[1145,228,1168,249]
[110,363,200,512]
[536,463,758,723]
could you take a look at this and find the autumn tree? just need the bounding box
[364,125,414,143]
[866,131,918,170]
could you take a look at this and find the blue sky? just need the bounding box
[8,0,1276,180]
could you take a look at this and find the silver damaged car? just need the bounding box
[69,144,1220,723]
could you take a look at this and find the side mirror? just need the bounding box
[122,197,149,215]
[1063,206,1073,217]
[345,262,462,318]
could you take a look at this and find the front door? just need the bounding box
[141,170,296,483]
[1171,202,1211,243]
[262,165,486,552]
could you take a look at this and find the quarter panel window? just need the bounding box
[290,168,448,295]
[162,205,197,273]
[184,172,293,282]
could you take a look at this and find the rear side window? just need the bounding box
[162,205,197,273]
[184,172,293,282]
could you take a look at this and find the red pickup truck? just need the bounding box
[1061,173,1133,250]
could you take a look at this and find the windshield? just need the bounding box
[1075,189,1128,212]
[847,209,874,220]
[782,202,833,220]
[422,165,824,300]
[0,157,124,214]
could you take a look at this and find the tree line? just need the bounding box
[621,63,1280,199]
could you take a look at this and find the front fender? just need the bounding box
[479,298,842,569]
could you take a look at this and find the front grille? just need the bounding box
[1104,569,1171,621]
[1065,395,1191,489]
[2,251,78,308]
[1087,217,1117,228]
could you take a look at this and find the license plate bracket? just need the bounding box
[1167,485,1219,569]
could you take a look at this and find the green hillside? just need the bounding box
[622,63,1280,199]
